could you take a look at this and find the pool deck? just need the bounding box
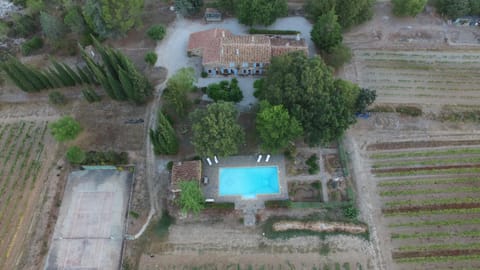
[201,155,288,225]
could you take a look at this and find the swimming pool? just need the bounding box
[219,166,280,199]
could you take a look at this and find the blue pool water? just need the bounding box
[219,166,279,199]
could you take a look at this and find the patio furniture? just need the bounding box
[265,154,271,162]
[256,154,262,163]
[214,155,219,164]
[203,176,209,185]
[206,157,213,166]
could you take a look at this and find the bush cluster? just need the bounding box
[82,150,129,165]
[265,200,292,208]
[144,51,157,66]
[48,90,66,105]
[306,154,320,174]
[248,28,299,35]
[147,24,166,41]
[206,78,243,103]
[21,36,43,56]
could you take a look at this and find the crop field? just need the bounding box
[368,141,480,269]
[354,50,480,106]
[0,121,50,269]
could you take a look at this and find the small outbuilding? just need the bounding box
[170,160,202,193]
[204,8,222,22]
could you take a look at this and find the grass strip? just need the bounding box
[391,230,480,239]
[396,254,480,264]
[378,177,479,187]
[371,148,480,160]
[398,242,480,252]
[389,218,480,228]
[385,207,480,217]
[376,167,480,177]
[384,197,480,207]
[373,156,480,168]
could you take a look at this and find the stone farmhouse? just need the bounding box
[187,28,308,76]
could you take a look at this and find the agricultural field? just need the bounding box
[367,140,480,269]
[0,121,55,270]
[354,50,480,106]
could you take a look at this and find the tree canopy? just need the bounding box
[434,0,476,18]
[49,116,82,142]
[66,146,86,164]
[83,0,143,38]
[256,101,302,153]
[305,0,374,29]
[392,0,427,17]
[311,9,342,53]
[175,0,203,16]
[254,51,356,145]
[178,180,204,214]
[237,0,287,26]
[164,67,196,116]
[40,12,67,42]
[206,78,243,103]
[190,101,245,157]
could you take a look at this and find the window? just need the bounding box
[256,63,261,67]
[229,62,235,68]
[242,62,248,68]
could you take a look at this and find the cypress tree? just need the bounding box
[106,72,126,100]
[52,60,75,86]
[118,67,136,101]
[150,111,178,155]
[45,68,64,88]
[1,62,30,92]
[62,63,83,84]
[76,66,92,84]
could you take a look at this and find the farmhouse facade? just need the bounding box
[187,28,308,76]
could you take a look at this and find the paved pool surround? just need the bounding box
[202,155,288,208]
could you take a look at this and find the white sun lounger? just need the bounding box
[265,154,271,162]
[214,155,219,164]
[256,154,262,163]
[206,157,212,166]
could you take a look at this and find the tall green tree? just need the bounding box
[150,111,179,155]
[49,116,82,142]
[64,6,87,34]
[254,51,355,145]
[100,0,144,35]
[164,67,196,116]
[178,180,204,214]
[237,0,287,26]
[256,101,303,153]
[392,0,427,16]
[311,10,342,53]
[190,101,245,157]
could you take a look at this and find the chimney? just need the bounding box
[251,36,254,42]
[222,31,225,38]
[286,42,290,47]
[236,49,239,55]
[221,48,224,55]
[296,34,300,41]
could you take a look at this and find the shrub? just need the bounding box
[21,36,43,56]
[48,91,66,105]
[144,51,157,66]
[82,150,129,165]
[147,24,166,41]
[265,200,292,208]
[66,146,86,164]
[49,116,82,142]
[206,78,243,103]
[9,14,37,37]
[396,105,422,117]
[82,88,101,102]
[342,204,358,220]
[129,210,139,219]
[201,71,208,78]
[166,161,173,171]
[306,154,320,174]
[204,202,235,210]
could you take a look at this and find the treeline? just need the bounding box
[1,57,94,92]
[82,38,152,104]
[1,38,152,104]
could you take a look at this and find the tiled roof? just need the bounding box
[171,160,202,191]
[187,28,308,67]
